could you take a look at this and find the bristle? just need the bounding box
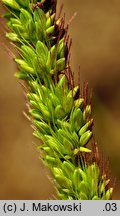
[66,66,74,89]
[77,65,81,96]
[57,3,64,20]
[83,81,89,107]
[68,38,72,54]
[93,141,100,165]
[89,88,93,105]
[68,11,77,27]
[23,111,31,122]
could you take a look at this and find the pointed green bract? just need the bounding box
[2,0,20,10]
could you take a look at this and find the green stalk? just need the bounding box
[1,0,113,200]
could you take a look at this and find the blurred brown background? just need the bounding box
[0,0,120,199]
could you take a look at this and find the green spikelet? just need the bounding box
[1,0,113,200]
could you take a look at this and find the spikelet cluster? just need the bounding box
[1,0,113,199]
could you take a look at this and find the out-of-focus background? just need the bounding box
[0,0,120,199]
